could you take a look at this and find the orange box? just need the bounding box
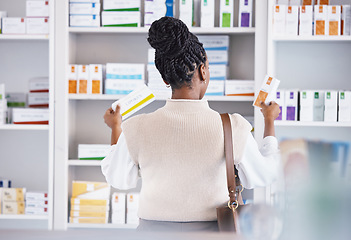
[328,6,341,36]
[314,5,328,35]
[68,65,78,94]
[77,65,89,94]
[253,75,280,108]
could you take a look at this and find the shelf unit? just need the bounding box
[68,223,138,229]
[0,0,54,230]
[272,35,351,41]
[275,121,351,127]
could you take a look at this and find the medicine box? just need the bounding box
[28,92,49,108]
[299,6,313,36]
[71,205,109,212]
[205,80,224,96]
[69,216,108,224]
[2,188,25,202]
[239,0,253,27]
[209,65,227,80]
[106,63,145,80]
[103,0,140,11]
[77,65,90,94]
[68,65,78,94]
[102,11,140,27]
[26,207,48,215]
[144,0,174,27]
[179,0,193,27]
[148,48,156,64]
[200,0,214,28]
[324,91,337,122]
[224,80,255,96]
[12,108,49,124]
[206,51,228,65]
[111,192,126,224]
[127,193,139,225]
[26,1,50,17]
[0,179,11,188]
[253,75,280,108]
[105,79,145,95]
[313,91,324,121]
[314,5,328,35]
[220,0,234,28]
[285,90,298,121]
[342,5,351,35]
[26,17,49,34]
[338,91,351,122]
[302,0,314,4]
[70,210,108,218]
[29,77,49,93]
[71,198,109,206]
[78,144,110,160]
[89,64,103,94]
[0,84,5,100]
[285,6,299,36]
[273,5,286,36]
[300,90,325,121]
[26,199,49,208]
[69,3,101,15]
[72,181,110,199]
[328,6,341,36]
[274,90,285,121]
[0,11,7,34]
[2,201,25,215]
[2,18,26,34]
[70,15,100,27]
[197,35,229,51]
[26,192,48,200]
[316,0,329,5]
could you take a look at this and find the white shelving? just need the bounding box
[0,35,49,40]
[0,124,49,130]
[68,223,138,229]
[275,121,351,127]
[272,35,351,41]
[68,160,102,166]
[0,215,48,220]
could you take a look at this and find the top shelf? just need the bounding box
[69,27,255,35]
[0,35,49,40]
[272,35,351,42]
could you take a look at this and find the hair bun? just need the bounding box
[148,17,192,58]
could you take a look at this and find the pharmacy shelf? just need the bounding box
[275,121,351,127]
[69,27,255,35]
[272,35,351,42]
[68,160,102,166]
[0,35,49,40]
[68,94,254,102]
[0,124,49,130]
[67,223,138,229]
[0,215,48,220]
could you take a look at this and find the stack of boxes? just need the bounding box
[0,84,7,124]
[25,192,49,215]
[105,63,145,95]
[68,64,103,94]
[102,0,141,27]
[70,181,110,224]
[273,1,351,36]
[69,0,101,27]
[144,0,175,27]
[225,80,255,97]
[1,188,25,215]
[78,144,111,160]
[2,0,49,35]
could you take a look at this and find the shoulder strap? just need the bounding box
[220,113,237,203]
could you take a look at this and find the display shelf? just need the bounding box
[68,160,102,166]
[272,35,351,42]
[68,94,254,102]
[0,35,49,40]
[69,27,255,35]
[67,223,138,229]
[275,121,351,127]
[0,215,48,220]
[0,124,49,130]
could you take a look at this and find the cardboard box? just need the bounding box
[338,91,351,122]
[148,48,156,64]
[273,5,286,36]
[225,80,254,96]
[302,0,314,4]
[25,207,48,215]
[126,193,139,225]
[253,76,280,108]
[2,201,25,214]
[316,0,329,5]
[179,0,193,27]
[299,6,313,36]
[28,92,49,108]
[274,90,285,121]
[29,77,49,93]
[68,65,78,94]
[285,90,298,121]
[285,6,299,36]
[70,211,108,218]
[69,217,108,224]
[26,0,50,17]
[103,0,140,11]
[26,17,49,34]
[69,3,101,15]
[324,91,337,122]
[26,199,49,208]
[12,108,49,124]
[105,79,145,95]
[77,65,90,94]
[106,63,145,80]
[328,6,341,36]
[89,64,103,94]
[197,35,229,51]
[144,0,174,27]
[313,91,324,121]
[342,5,351,35]
[111,192,126,224]
[71,198,109,206]
[205,80,224,96]
[6,93,26,108]
[71,204,109,212]
[26,192,48,200]
[102,11,140,27]
[2,18,26,34]
[239,0,253,27]
[200,0,214,27]
[0,11,8,34]
[2,188,25,202]
[209,65,227,80]
[78,144,111,160]
[300,90,325,121]
[220,0,234,28]
[314,5,328,35]
[72,181,110,199]
[206,51,228,65]
[69,15,100,27]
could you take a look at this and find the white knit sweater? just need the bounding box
[120,99,253,222]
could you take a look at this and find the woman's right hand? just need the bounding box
[104,104,122,130]
[260,101,280,121]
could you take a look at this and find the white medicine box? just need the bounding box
[26,18,49,34]
[299,5,313,36]
[324,91,338,122]
[69,3,101,15]
[300,90,324,121]
[274,90,285,121]
[285,6,299,36]
[26,0,50,17]
[201,0,215,28]
[285,90,298,121]
[328,6,341,36]
[220,0,234,28]
[338,91,351,122]
[314,5,328,35]
[2,18,26,34]
[273,5,286,36]
[127,193,139,225]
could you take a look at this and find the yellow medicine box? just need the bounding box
[72,181,110,199]
[2,201,25,214]
[2,188,25,202]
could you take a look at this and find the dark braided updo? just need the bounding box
[147,17,207,89]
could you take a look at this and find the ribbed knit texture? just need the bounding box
[122,99,252,222]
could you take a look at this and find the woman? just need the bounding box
[102,17,280,232]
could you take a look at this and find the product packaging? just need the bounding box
[0,84,5,100]
[274,90,285,121]
[28,92,49,108]
[285,6,299,36]
[68,65,78,94]
[300,90,325,121]
[105,79,145,95]
[200,0,214,27]
[302,0,314,4]
[25,207,48,215]
[12,108,49,124]
[0,11,8,34]
[144,0,174,27]
[26,199,49,208]
[2,201,25,214]
[299,5,313,36]
[314,5,328,35]
[205,51,228,65]
[71,198,109,206]
[72,181,110,199]
[102,11,140,27]
[285,90,298,121]
[2,18,26,34]
[78,144,111,160]
[71,204,109,212]
[342,5,351,35]
[26,192,48,200]
[26,0,50,17]
[315,0,329,5]
[70,210,108,218]
[273,5,286,36]
[29,77,49,92]
[324,90,337,122]
[77,65,90,94]
[179,0,193,27]
[126,193,139,225]
[197,35,229,51]
[328,6,341,36]
[69,15,100,27]
[2,188,25,202]
[111,192,126,224]
[103,0,140,11]
[220,0,234,28]
[69,216,108,224]
[205,80,225,96]
[253,75,281,108]
[338,91,351,122]
[6,93,27,108]
[89,64,103,94]
[239,0,253,27]
[209,65,227,80]
[225,80,254,96]
[69,3,101,15]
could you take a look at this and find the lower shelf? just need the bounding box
[68,160,102,166]
[0,124,49,130]
[274,121,351,127]
[67,223,138,229]
[0,215,48,220]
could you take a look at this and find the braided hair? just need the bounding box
[147,17,207,89]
